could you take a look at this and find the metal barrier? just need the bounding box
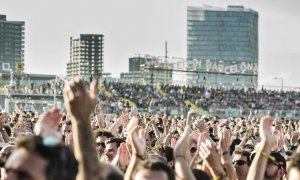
[209,108,300,119]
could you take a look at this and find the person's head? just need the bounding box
[264,151,286,180]
[94,130,114,159]
[253,126,259,136]
[153,146,174,168]
[99,162,123,180]
[5,135,78,180]
[30,117,38,129]
[192,169,210,180]
[134,160,175,180]
[0,145,14,168]
[103,137,124,162]
[149,154,168,164]
[233,150,251,180]
[287,152,300,180]
[23,120,33,132]
[146,131,156,147]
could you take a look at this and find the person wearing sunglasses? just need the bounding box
[264,151,286,180]
[94,130,114,160]
[233,150,251,180]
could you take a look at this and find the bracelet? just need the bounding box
[257,150,274,161]
[213,171,227,180]
[134,153,145,160]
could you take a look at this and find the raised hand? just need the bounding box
[194,118,206,133]
[260,116,277,147]
[187,108,197,126]
[189,130,199,143]
[117,113,129,126]
[174,126,191,159]
[199,140,225,178]
[219,129,232,152]
[128,125,146,156]
[275,131,284,150]
[35,108,62,139]
[63,78,98,121]
[118,143,130,171]
[96,111,105,129]
[129,106,138,119]
[291,131,300,145]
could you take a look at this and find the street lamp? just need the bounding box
[9,69,13,86]
[274,77,284,91]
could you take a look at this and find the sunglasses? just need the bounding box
[96,142,106,149]
[233,160,248,166]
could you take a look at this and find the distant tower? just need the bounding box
[187,6,258,88]
[0,14,25,73]
[67,34,104,80]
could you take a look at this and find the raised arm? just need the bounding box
[0,112,10,143]
[108,113,129,136]
[246,116,277,180]
[63,78,100,180]
[219,129,237,180]
[124,124,147,180]
[174,109,196,180]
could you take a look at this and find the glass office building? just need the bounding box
[0,15,25,73]
[187,6,258,88]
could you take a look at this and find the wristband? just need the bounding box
[213,171,227,180]
[257,150,279,165]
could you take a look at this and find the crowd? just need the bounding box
[0,79,65,96]
[2,80,300,116]
[0,78,299,179]
[101,82,300,113]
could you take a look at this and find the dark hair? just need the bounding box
[230,139,242,155]
[106,171,123,180]
[234,150,251,166]
[136,160,175,180]
[163,146,174,163]
[3,125,11,137]
[16,135,78,180]
[192,169,210,180]
[105,137,124,148]
[148,131,156,139]
[94,130,114,139]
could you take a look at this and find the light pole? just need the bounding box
[274,77,284,91]
[10,69,13,86]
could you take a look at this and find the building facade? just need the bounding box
[0,15,25,73]
[187,6,258,88]
[120,55,172,85]
[67,34,104,79]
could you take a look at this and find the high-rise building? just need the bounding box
[67,34,104,79]
[187,6,258,88]
[120,55,172,85]
[0,15,25,73]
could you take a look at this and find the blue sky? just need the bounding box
[2,0,300,88]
